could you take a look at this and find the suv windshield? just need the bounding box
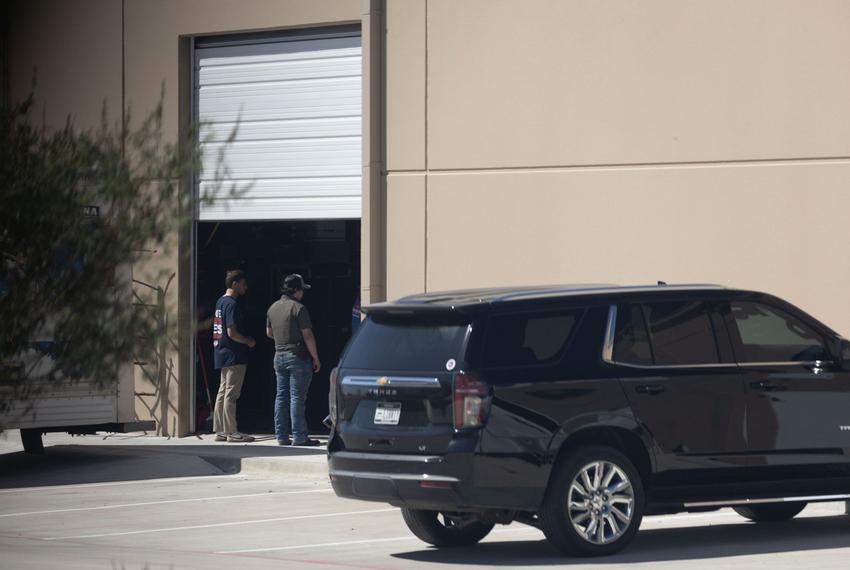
[343,317,470,371]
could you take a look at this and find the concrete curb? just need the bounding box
[0,430,333,482]
[239,455,329,479]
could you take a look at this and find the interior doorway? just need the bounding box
[194,220,360,435]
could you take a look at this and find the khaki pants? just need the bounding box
[213,365,246,435]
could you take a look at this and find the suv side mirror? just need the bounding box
[837,338,850,371]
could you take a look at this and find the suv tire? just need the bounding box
[733,502,807,522]
[540,445,645,557]
[400,508,495,547]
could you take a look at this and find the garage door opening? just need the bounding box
[194,220,360,435]
[191,26,363,435]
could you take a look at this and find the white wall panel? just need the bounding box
[196,33,361,221]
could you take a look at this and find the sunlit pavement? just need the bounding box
[1,432,849,569]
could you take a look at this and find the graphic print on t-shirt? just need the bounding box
[213,309,223,347]
[213,295,247,369]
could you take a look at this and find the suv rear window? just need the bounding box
[482,310,582,368]
[342,317,469,371]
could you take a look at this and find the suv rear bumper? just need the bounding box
[328,450,546,511]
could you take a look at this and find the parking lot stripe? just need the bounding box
[217,526,541,554]
[216,513,750,555]
[219,536,419,555]
[0,474,250,494]
[43,507,397,541]
[0,488,333,518]
[642,512,739,524]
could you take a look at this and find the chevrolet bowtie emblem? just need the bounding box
[377,377,390,386]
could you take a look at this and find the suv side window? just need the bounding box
[643,301,720,365]
[482,310,582,367]
[613,305,653,366]
[729,301,829,363]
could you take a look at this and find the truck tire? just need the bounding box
[21,429,44,454]
[733,502,806,522]
[401,508,494,547]
[540,445,645,557]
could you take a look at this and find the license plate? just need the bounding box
[374,402,401,425]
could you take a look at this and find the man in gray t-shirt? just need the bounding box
[266,274,321,446]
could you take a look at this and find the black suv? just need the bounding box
[327,284,850,556]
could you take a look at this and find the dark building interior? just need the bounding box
[195,219,361,435]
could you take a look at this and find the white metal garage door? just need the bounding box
[195,30,361,221]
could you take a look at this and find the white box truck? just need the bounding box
[0,203,155,452]
[0,350,153,453]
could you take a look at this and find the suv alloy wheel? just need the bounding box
[540,446,645,556]
[401,508,495,547]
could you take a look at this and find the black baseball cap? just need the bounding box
[283,273,311,292]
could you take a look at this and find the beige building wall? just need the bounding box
[8,0,122,130]
[10,0,850,434]
[385,0,850,337]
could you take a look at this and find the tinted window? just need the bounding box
[730,301,828,362]
[343,318,469,371]
[482,311,581,367]
[643,301,720,365]
[613,305,653,366]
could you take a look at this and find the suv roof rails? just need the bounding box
[364,283,732,315]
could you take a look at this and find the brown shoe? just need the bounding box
[214,434,227,442]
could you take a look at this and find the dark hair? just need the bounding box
[225,269,246,290]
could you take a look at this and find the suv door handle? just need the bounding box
[750,380,783,392]
[635,384,666,395]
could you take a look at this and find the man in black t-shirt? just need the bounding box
[266,274,321,446]
[212,269,256,443]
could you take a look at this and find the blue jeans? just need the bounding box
[274,352,313,443]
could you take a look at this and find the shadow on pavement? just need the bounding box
[0,441,325,489]
[392,515,850,565]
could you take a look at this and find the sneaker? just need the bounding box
[292,438,322,447]
[214,434,227,442]
[227,433,255,443]
[277,438,292,446]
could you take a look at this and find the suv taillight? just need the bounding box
[329,367,340,423]
[453,371,491,429]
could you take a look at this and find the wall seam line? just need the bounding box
[423,0,429,294]
[386,155,850,175]
[121,0,126,158]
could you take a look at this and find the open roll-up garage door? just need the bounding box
[195,28,362,221]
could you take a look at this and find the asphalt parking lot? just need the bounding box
[1,436,850,569]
